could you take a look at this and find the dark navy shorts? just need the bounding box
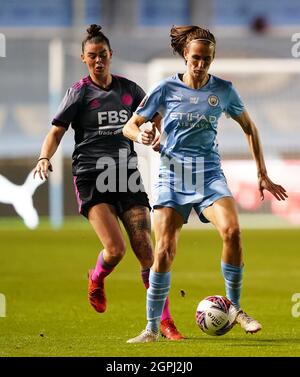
[73,170,151,218]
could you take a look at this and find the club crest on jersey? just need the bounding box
[89,99,101,109]
[208,95,219,107]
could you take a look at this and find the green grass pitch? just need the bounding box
[0,219,300,357]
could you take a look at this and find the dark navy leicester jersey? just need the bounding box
[52,75,145,175]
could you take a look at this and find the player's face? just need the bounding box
[81,42,112,78]
[184,41,215,81]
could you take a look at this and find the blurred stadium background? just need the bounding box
[1,0,300,359]
[0,0,300,229]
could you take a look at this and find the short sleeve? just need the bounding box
[132,84,146,111]
[52,87,83,129]
[225,84,245,117]
[135,81,164,121]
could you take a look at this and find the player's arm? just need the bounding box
[151,113,162,134]
[123,113,157,146]
[151,113,162,152]
[34,125,66,180]
[232,110,288,201]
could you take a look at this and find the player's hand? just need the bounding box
[33,159,53,180]
[136,123,156,145]
[152,133,161,152]
[258,174,288,201]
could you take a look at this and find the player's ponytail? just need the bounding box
[82,24,112,52]
[170,25,216,59]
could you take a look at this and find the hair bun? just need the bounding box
[86,24,102,37]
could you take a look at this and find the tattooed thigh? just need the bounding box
[121,206,151,238]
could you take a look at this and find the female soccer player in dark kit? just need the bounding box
[33,24,183,340]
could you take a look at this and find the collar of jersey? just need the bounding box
[88,75,114,91]
[176,73,212,91]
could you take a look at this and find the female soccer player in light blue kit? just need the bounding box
[124,25,287,343]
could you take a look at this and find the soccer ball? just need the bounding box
[195,295,237,336]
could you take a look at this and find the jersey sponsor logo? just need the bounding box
[97,110,129,125]
[208,95,219,107]
[170,112,216,123]
[170,112,217,130]
[190,96,199,104]
[98,125,124,136]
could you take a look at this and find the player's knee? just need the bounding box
[155,241,176,266]
[105,240,126,260]
[220,225,241,245]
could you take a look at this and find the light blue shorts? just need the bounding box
[153,172,232,224]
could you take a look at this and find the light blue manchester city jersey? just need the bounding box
[135,73,245,216]
[136,73,244,170]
